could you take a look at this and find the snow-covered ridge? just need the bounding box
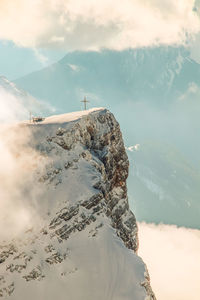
[0,109,156,300]
[37,107,105,124]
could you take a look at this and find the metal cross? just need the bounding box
[81,96,90,110]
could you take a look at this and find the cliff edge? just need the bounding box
[0,108,156,300]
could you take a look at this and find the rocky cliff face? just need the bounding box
[0,108,156,300]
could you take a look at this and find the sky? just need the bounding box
[0,41,66,80]
[0,0,200,79]
[0,1,200,300]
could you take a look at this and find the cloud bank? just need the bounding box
[0,0,199,51]
[138,222,200,300]
[0,84,48,240]
[0,87,28,123]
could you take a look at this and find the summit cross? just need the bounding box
[81,96,89,110]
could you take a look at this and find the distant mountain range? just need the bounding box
[13,46,200,229]
[14,47,200,110]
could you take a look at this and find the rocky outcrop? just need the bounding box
[0,108,156,300]
[47,110,138,252]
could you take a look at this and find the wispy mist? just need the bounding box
[0,85,48,241]
[0,86,28,123]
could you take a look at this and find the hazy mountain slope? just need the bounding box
[127,141,200,228]
[0,109,156,300]
[0,76,51,119]
[14,47,200,111]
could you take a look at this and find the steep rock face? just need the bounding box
[0,108,156,300]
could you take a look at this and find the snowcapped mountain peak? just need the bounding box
[0,109,156,300]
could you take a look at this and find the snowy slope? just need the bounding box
[0,76,52,120]
[0,76,27,97]
[0,109,155,300]
[41,107,104,124]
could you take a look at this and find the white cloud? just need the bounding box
[0,125,45,240]
[68,64,80,72]
[0,87,27,123]
[138,222,200,300]
[0,82,55,123]
[0,83,49,240]
[126,144,140,152]
[178,82,200,102]
[0,0,199,51]
[33,49,49,65]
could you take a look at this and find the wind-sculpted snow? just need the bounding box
[0,109,156,300]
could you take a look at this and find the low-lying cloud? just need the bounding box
[138,222,200,300]
[0,84,48,241]
[0,86,28,123]
[0,0,199,51]
[0,78,55,123]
